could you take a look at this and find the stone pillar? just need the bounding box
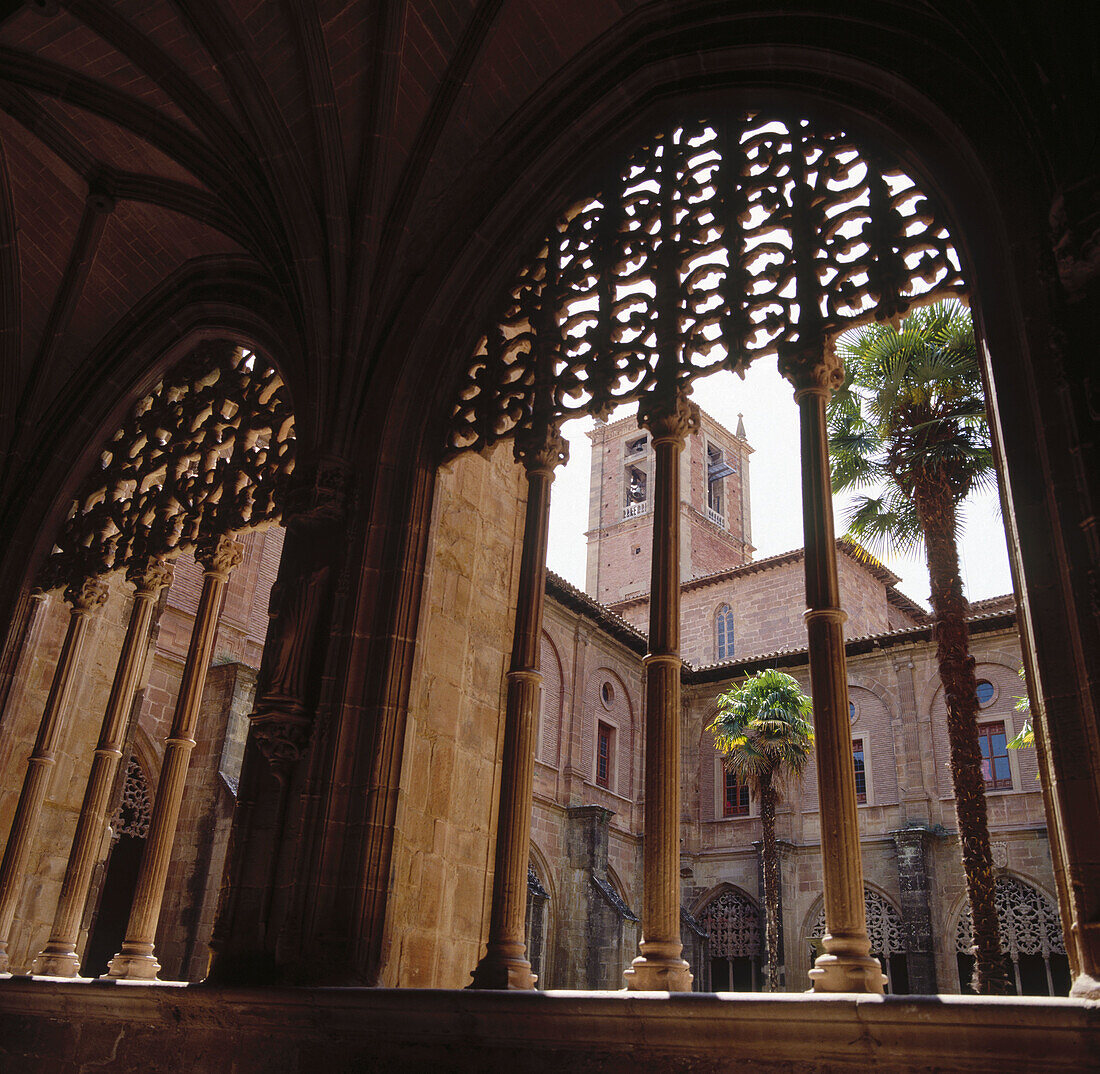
[33,558,173,977]
[0,577,109,974]
[470,422,567,989]
[105,535,242,980]
[892,826,937,994]
[208,458,347,984]
[623,388,697,992]
[780,343,884,994]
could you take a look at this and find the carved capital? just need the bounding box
[637,388,700,445]
[251,711,312,781]
[778,337,844,398]
[126,555,175,595]
[64,577,109,614]
[513,421,569,475]
[283,456,349,527]
[196,534,244,577]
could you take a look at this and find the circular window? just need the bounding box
[976,680,995,707]
[849,699,857,722]
[600,681,615,708]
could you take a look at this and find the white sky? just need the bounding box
[546,361,1014,611]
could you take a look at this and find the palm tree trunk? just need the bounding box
[918,482,1012,995]
[759,774,780,992]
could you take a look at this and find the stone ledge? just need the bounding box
[0,978,1096,1073]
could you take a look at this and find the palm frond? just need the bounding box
[709,670,815,796]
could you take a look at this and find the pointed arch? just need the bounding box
[954,873,1069,996]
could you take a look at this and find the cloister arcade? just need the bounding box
[0,2,1096,1069]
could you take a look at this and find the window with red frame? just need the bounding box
[723,768,749,816]
[978,721,1012,790]
[596,722,613,789]
[852,739,867,804]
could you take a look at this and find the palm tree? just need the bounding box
[708,669,814,991]
[828,299,1012,994]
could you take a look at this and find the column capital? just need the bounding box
[778,337,844,398]
[196,533,244,577]
[251,712,313,783]
[126,555,175,595]
[513,420,569,476]
[638,387,700,445]
[63,577,109,614]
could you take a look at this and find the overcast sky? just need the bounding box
[545,361,1013,611]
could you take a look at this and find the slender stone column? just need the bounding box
[0,578,109,974]
[623,389,697,992]
[470,423,568,989]
[781,343,884,993]
[105,535,242,980]
[33,557,173,977]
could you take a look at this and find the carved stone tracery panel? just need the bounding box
[700,888,761,959]
[955,875,1066,959]
[111,757,152,840]
[810,887,904,960]
[446,113,965,457]
[42,341,295,590]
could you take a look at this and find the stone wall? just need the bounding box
[381,442,526,988]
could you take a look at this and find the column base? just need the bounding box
[31,943,81,978]
[623,947,693,992]
[468,943,537,990]
[103,942,161,981]
[1070,972,1100,1000]
[809,952,886,993]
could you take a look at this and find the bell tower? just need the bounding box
[584,409,753,605]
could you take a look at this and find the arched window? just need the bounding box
[700,888,761,991]
[809,888,908,993]
[525,863,550,987]
[716,604,735,661]
[81,758,152,977]
[955,875,1069,995]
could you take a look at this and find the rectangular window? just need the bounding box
[723,768,749,816]
[597,722,613,789]
[978,720,1012,790]
[852,739,867,804]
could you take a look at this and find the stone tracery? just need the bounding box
[700,888,761,959]
[956,875,1066,962]
[41,340,295,590]
[111,757,152,841]
[445,113,964,458]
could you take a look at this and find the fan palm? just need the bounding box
[708,669,814,991]
[828,299,1011,994]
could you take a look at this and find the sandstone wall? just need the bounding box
[381,442,525,988]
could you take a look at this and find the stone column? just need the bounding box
[781,343,884,993]
[623,388,697,992]
[0,577,109,974]
[105,534,243,980]
[470,422,567,989]
[892,826,937,994]
[33,557,173,977]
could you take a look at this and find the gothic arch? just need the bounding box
[696,883,763,992]
[0,264,305,641]
[954,873,1069,996]
[804,885,907,992]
